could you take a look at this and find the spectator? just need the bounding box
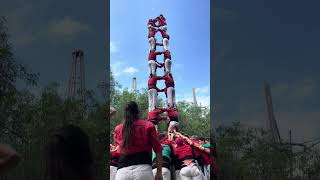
[113,101,163,180]
[44,125,94,180]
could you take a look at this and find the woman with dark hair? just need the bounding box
[44,125,94,180]
[113,101,163,180]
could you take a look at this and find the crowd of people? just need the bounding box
[110,102,218,180]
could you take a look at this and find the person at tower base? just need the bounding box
[113,101,163,180]
[148,19,158,51]
[152,133,172,180]
[172,138,203,180]
[148,74,163,112]
[157,107,179,132]
[161,73,176,108]
[147,108,167,131]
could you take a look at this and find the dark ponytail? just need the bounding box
[122,101,139,153]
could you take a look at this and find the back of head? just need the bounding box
[45,125,93,180]
[122,101,140,153]
[190,135,199,141]
[159,132,166,141]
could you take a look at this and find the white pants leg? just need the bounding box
[190,165,203,180]
[180,167,192,180]
[115,164,154,180]
[148,89,158,111]
[148,60,157,76]
[153,167,171,180]
[163,38,169,51]
[167,87,175,108]
[165,58,172,73]
[110,166,117,180]
[148,37,155,51]
[175,170,181,180]
[204,165,210,180]
[180,166,203,180]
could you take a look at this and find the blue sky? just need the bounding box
[110,0,210,107]
[214,1,320,142]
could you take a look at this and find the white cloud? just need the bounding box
[111,61,139,77]
[47,16,91,37]
[195,85,209,94]
[123,67,139,74]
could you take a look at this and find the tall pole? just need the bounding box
[264,82,281,143]
[193,88,197,106]
[131,77,137,92]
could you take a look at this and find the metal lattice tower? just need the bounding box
[131,77,137,92]
[264,82,281,143]
[68,49,85,103]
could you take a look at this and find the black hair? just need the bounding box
[44,125,93,180]
[122,101,139,153]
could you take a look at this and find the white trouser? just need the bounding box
[175,170,181,180]
[115,164,154,180]
[167,87,176,108]
[148,37,155,51]
[152,167,171,180]
[148,89,158,111]
[148,60,157,76]
[203,165,210,180]
[179,165,203,180]
[165,58,172,73]
[163,38,169,51]
[110,166,117,180]
[168,121,179,132]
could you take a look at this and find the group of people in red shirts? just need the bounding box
[110,102,217,180]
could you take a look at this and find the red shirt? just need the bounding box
[163,74,174,87]
[147,109,165,120]
[158,17,167,26]
[173,143,193,160]
[166,108,178,117]
[148,19,156,26]
[148,51,162,61]
[201,150,212,165]
[113,120,163,156]
[148,76,162,89]
[163,50,171,60]
[160,30,170,39]
[190,140,202,158]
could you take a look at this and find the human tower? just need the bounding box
[146,14,179,132]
